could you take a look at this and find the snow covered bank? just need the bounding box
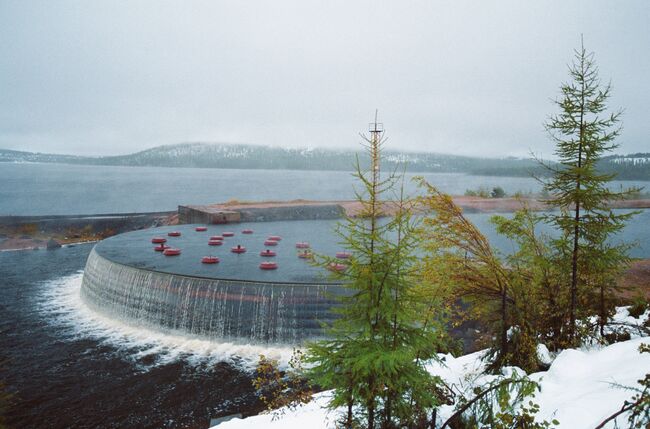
[530,337,649,428]
[215,336,650,429]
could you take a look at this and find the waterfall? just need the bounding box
[80,248,344,344]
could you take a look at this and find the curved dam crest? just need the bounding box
[80,221,347,344]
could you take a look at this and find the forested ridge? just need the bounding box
[2,144,648,179]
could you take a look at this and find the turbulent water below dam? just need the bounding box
[0,244,294,429]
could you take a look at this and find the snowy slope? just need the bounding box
[214,336,649,429]
[531,337,649,428]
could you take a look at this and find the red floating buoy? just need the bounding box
[328,263,347,272]
[264,240,278,246]
[298,251,313,259]
[201,256,220,264]
[260,249,276,257]
[259,261,278,270]
[295,242,310,249]
[231,246,246,254]
[209,235,224,241]
[151,237,167,244]
[336,251,351,259]
[222,231,235,237]
[195,226,208,232]
[167,231,181,237]
[163,248,181,256]
[242,229,253,234]
[208,240,223,246]
[267,235,282,241]
[154,244,170,252]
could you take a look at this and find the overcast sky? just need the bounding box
[1,1,648,158]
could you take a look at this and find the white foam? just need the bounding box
[37,272,296,370]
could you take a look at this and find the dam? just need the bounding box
[80,219,347,344]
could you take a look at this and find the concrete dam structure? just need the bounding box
[80,220,347,344]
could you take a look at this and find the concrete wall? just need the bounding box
[236,204,344,222]
[178,206,240,224]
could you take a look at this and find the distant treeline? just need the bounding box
[473,155,650,180]
[1,143,648,180]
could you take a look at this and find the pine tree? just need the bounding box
[306,119,448,428]
[490,207,565,359]
[542,39,636,343]
[416,180,519,371]
[417,184,563,371]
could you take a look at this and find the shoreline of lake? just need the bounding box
[2,197,650,252]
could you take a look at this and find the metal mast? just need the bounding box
[368,110,384,194]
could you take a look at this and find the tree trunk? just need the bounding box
[569,157,583,342]
[569,205,580,342]
[368,400,375,429]
[430,409,437,429]
[569,67,586,344]
[500,284,508,363]
[569,48,587,345]
[347,398,353,428]
[384,395,391,428]
[599,283,606,337]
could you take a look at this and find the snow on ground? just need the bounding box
[215,392,335,429]
[214,308,650,428]
[531,337,649,428]
[608,306,649,338]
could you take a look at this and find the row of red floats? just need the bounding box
[254,235,281,269]
[327,250,350,272]
[151,229,284,269]
[151,228,350,271]
[153,231,180,254]
[152,236,176,255]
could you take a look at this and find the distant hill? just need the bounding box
[472,153,650,181]
[0,148,89,164]
[1,143,648,180]
[599,153,650,180]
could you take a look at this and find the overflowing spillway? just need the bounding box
[80,221,346,344]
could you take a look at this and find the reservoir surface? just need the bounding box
[1,162,648,215]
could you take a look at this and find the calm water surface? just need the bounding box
[2,162,647,215]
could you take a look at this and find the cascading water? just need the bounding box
[81,248,344,344]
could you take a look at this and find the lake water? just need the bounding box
[1,162,648,216]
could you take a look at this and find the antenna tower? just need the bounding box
[368,110,384,191]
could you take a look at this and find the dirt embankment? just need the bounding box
[213,197,650,216]
[618,259,650,300]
